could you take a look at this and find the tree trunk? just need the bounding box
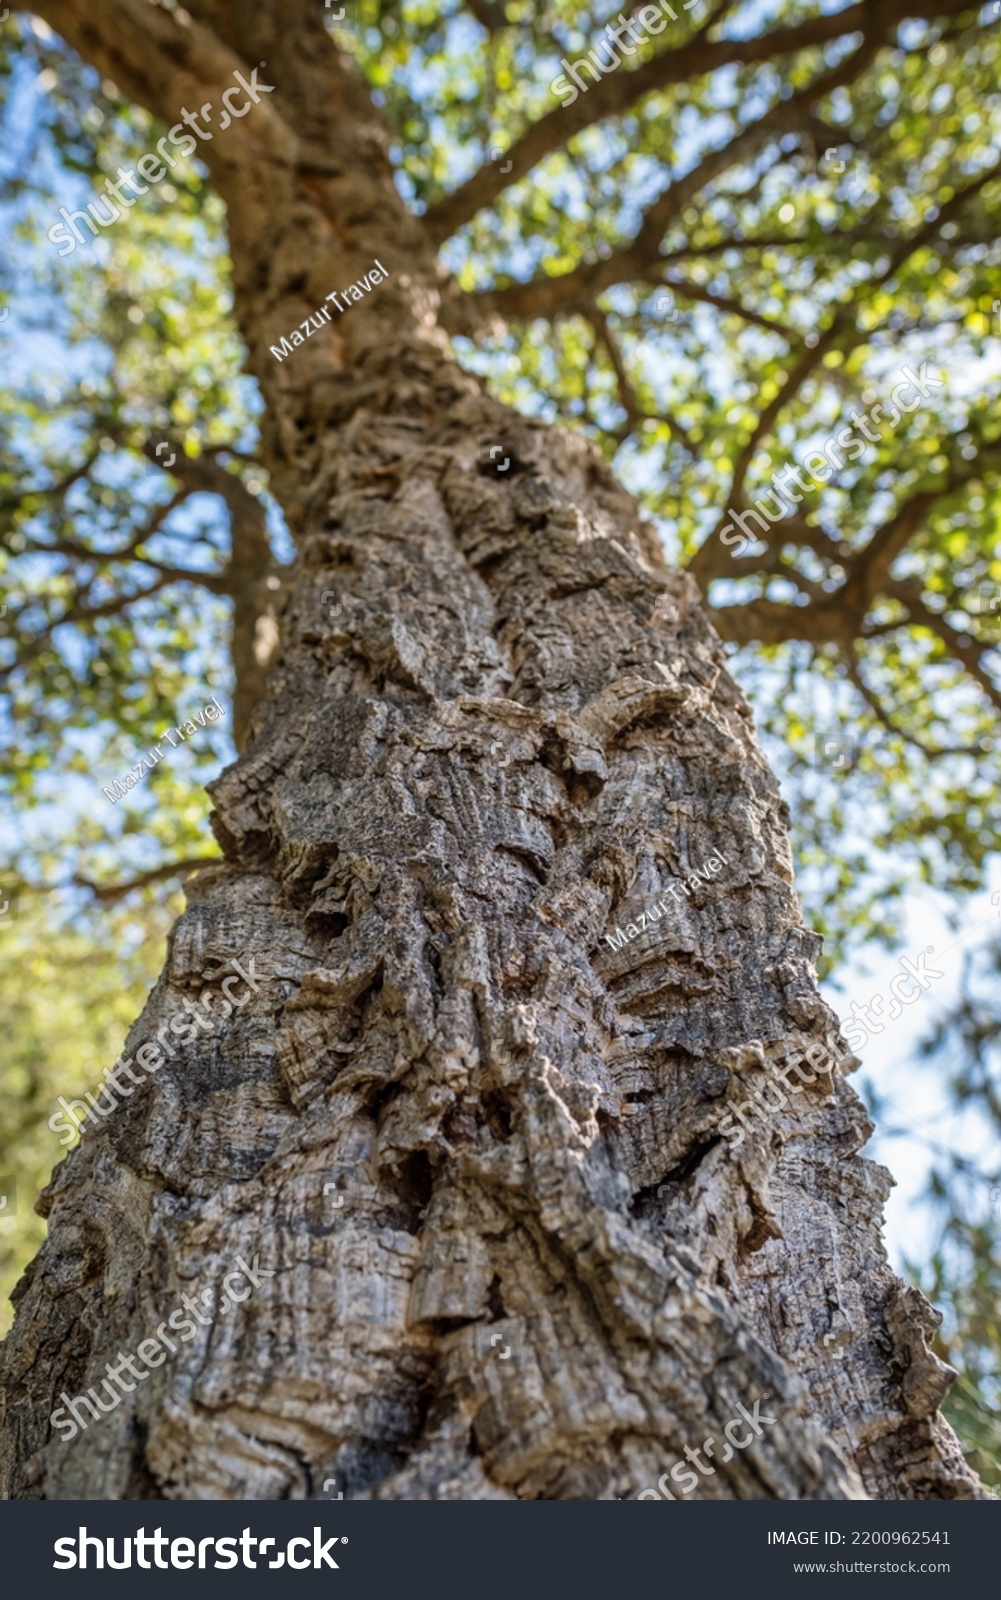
[0,0,982,1501]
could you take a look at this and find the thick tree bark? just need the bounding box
[0,0,983,1500]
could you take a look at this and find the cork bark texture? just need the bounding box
[0,0,983,1501]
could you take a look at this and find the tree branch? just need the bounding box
[461,0,508,33]
[885,577,1001,716]
[844,648,973,759]
[72,857,220,904]
[653,276,799,339]
[424,0,962,245]
[475,24,888,323]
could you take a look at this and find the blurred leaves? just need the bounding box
[0,893,177,1337]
